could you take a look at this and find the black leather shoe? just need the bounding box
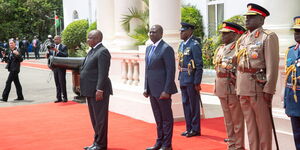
[186,130,201,137]
[84,143,95,150]
[87,143,106,150]
[0,98,7,102]
[14,97,24,101]
[181,131,189,136]
[224,138,231,142]
[63,99,68,102]
[159,147,172,150]
[54,100,62,103]
[146,145,161,150]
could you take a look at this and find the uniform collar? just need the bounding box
[184,35,193,45]
[247,27,263,38]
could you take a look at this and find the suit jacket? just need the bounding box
[32,39,40,49]
[48,44,68,57]
[236,27,279,96]
[19,40,29,50]
[80,43,113,97]
[2,48,23,73]
[144,40,178,98]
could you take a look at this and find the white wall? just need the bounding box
[63,0,97,28]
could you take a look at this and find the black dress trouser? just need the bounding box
[87,93,110,150]
[53,68,67,100]
[2,71,23,100]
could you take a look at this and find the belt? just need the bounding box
[237,66,264,73]
[286,83,300,91]
[217,72,230,78]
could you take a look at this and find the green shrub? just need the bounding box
[87,22,97,37]
[62,19,89,52]
[202,15,245,68]
[181,5,204,39]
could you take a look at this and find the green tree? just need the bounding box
[181,5,204,39]
[0,0,63,41]
[61,19,89,57]
[86,22,97,37]
[121,0,149,45]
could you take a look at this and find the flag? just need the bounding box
[55,15,60,28]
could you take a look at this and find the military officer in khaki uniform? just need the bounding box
[214,22,246,150]
[235,3,279,150]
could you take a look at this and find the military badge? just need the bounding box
[183,47,191,55]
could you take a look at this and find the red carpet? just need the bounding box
[0,102,227,150]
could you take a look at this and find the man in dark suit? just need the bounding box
[143,25,178,150]
[47,35,68,103]
[19,37,29,59]
[178,22,203,138]
[81,30,113,150]
[0,39,24,102]
[32,36,40,59]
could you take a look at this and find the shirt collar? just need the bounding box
[93,42,102,49]
[152,39,162,47]
[184,35,193,45]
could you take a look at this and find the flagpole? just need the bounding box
[59,18,62,35]
[54,10,57,36]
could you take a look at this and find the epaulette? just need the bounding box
[289,45,296,49]
[192,39,200,45]
[262,29,273,35]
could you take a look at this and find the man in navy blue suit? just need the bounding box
[178,22,203,138]
[143,24,178,150]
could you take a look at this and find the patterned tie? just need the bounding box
[148,45,156,63]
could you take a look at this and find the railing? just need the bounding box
[111,51,143,86]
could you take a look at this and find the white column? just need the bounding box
[113,0,142,50]
[96,0,115,48]
[148,0,181,49]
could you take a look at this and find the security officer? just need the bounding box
[178,22,203,137]
[214,22,245,150]
[235,3,279,150]
[284,16,300,150]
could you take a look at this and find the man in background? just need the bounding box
[47,35,68,103]
[32,36,40,59]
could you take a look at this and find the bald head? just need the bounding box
[149,24,163,43]
[87,30,103,47]
[54,35,62,44]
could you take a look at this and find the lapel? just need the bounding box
[58,44,61,51]
[81,43,103,69]
[148,40,164,66]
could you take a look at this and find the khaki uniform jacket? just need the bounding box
[236,27,279,96]
[214,42,237,97]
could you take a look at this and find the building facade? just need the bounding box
[62,0,97,28]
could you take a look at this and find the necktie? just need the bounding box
[54,45,59,56]
[83,48,94,66]
[148,45,156,63]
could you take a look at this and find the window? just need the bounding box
[207,2,224,36]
